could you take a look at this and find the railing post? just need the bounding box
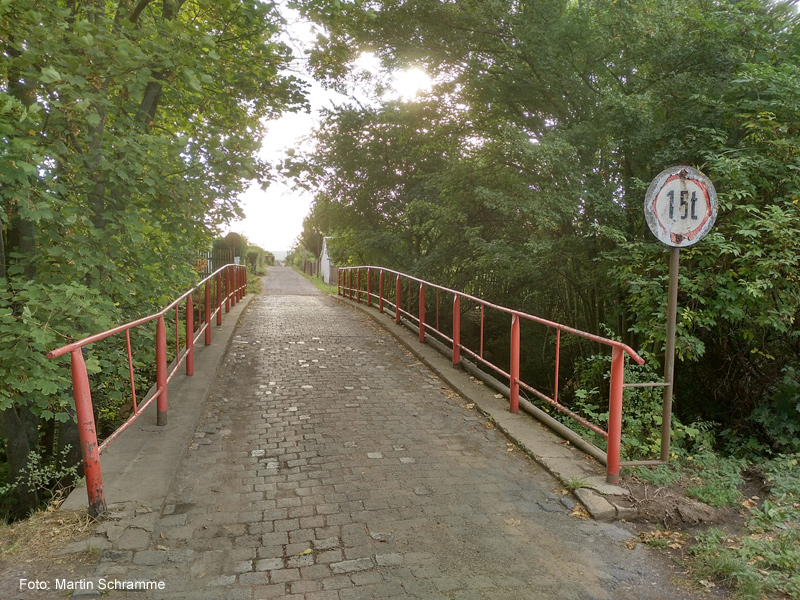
[607,346,625,484]
[156,315,168,426]
[338,268,342,296]
[510,314,520,413]
[233,266,238,305]
[395,275,401,324]
[230,267,237,307]
[242,267,247,300]
[71,349,106,518]
[554,329,561,405]
[225,267,231,313]
[204,280,211,345]
[453,295,461,365]
[419,283,425,342]
[349,269,353,300]
[216,272,223,325]
[186,294,194,376]
[379,270,384,313]
[367,268,372,307]
[357,269,361,303]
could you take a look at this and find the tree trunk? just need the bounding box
[0,406,41,517]
[57,409,84,480]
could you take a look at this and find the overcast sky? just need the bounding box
[224,7,430,257]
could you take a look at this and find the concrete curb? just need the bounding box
[334,294,632,522]
[61,294,255,515]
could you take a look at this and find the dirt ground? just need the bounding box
[0,507,102,599]
[618,469,770,531]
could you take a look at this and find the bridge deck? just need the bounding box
[47,268,697,599]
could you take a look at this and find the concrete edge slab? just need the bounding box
[60,294,255,515]
[334,294,632,522]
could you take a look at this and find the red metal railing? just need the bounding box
[48,263,247,516]
[338,266,645,484]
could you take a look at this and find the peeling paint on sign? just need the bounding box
[644,166,717,247]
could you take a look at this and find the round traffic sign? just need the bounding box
[644,166,717,247]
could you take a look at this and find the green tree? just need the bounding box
[1,0,306,517]
[293,0,800,451]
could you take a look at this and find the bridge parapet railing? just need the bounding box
[47,264,247,517]
[338,266,648,484]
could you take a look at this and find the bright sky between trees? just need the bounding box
[225,8,432,256]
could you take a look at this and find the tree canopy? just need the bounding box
[0,0,306,516]
[290,0,800,455]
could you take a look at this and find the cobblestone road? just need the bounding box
[98,267,695,599]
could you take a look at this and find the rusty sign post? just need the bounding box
[644,165,717,462]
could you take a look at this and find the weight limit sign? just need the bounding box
[644,165,717,247]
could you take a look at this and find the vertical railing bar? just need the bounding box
[419,283,426,343]
[216,272,223,325]
[436,289,439,331]
[480,304,484,359]
[395,274,401,324]
[453,295,461,365]
[510,314,520,413]
[607,346,625,484]
[379,270,384,313]
[156,315,167,426]
[186,293,194,376]
[554,329,561,405]
[367,268,372,307]
[230,265,236,307]
[71,349,106,517]
[204,280,212,345]
[175,305,179,360]
[125,329,138,414]
[225,267,231,313]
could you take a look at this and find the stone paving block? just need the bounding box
[270,567,300,583]
[350,570,383,586]
[237,571,270,586]
[375,553,403,567]
[132,550,167,566]
[330,557,375,574]
[286,553,315,569]
[290,579,322,593]
[61,269,706,600]
[255,557,284,571]
[305,591,343,600]
[314,536,341,550]
[300,564,333,580]
[323,576,355,591]
[115,528,151,550]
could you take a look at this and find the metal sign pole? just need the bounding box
[660,246,680,462]
[644,165,717,465]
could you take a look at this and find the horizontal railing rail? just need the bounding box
[338,266,645,484]
[47,263,247,517]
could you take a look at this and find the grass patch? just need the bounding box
[246,273,262,295]
[295,269,338,295]
[0,505,97,563]
[632,463,682,487]
[563,476,587,491]
[683,453,800,599]
[683,451,747,508]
